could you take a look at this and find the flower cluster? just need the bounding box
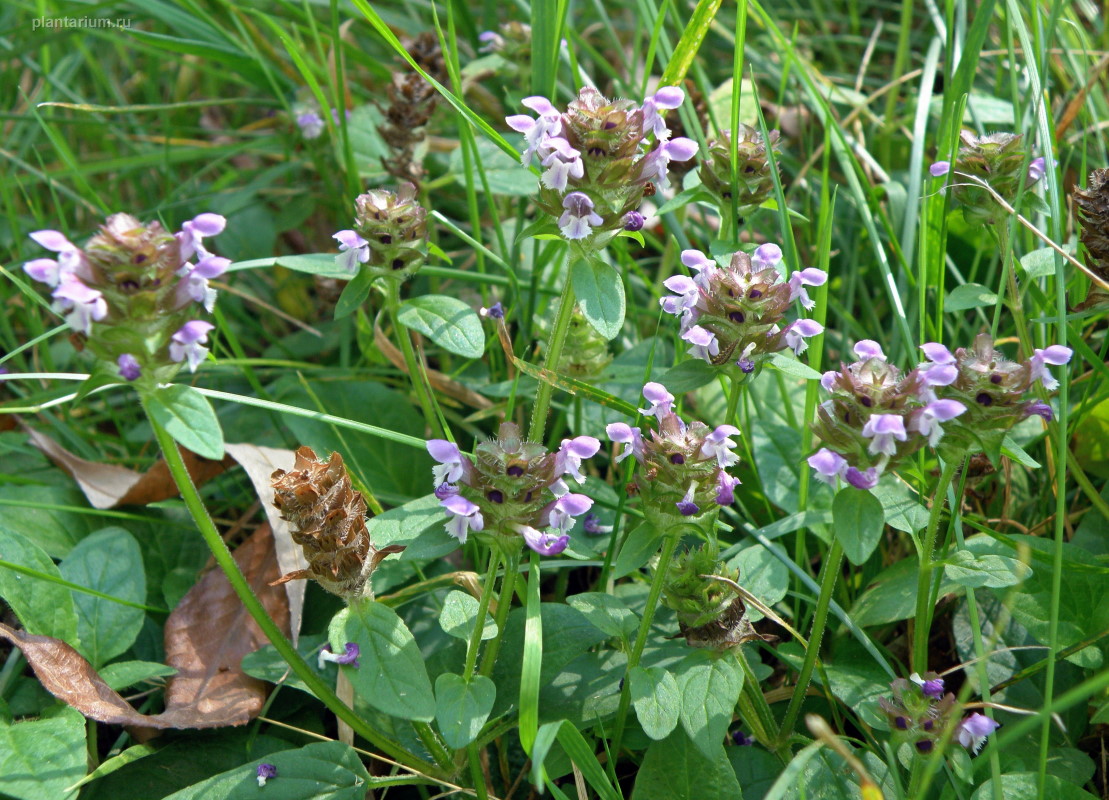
[270,447,402,600]
[607,382,742,520]
[427,422,600,556]
[808,341,968,489]
[879,674,1000,756]
[659,246,825,375]
[698,124,782,216]
[507,86,697,244]
[333,183,428,280]
[930,130,1051,226]
[914,334,1070,457]
[22,212,229,383]
[1074,167,1109,312]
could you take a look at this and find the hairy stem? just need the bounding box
[385,280,443,438]
[912,457,960,673]
[527,253,577,442]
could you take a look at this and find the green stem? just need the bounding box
[724,374,743,426]
[467,744,490,800]
[912,458,960,674]
[413,721,454,771]
[464,550,501,680]
[733,647,781,755]
[527,254,577,442]
[611,529,682,756]
[385,281,442,438]
[140,395,442,778]
[479,549,521,677]
[778,539,844,743]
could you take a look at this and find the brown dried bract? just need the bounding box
[270,446,400,599]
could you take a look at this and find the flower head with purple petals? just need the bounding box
[934,130,1051,226]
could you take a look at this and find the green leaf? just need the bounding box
[946,282,999,311]
[1019,246,1063,279]
[632,730,742,800]
[333,266,376,320]
[655,185,717,216]
[767,351,823,381]
[571,258,625,340]
[612,524,664,579]
[0,526,78,642]
[0,706,85,800]
[514,216,561,244]
[1001,434,1041,469]
[276,253,351,279]
[943,549,1029,588]
[439,590,497,641]
[329,601,436,721]
[659,359,718,393]
[98,661,178,692]
[630,666,681,741]
[832,488,886,565]
[676,651,743,758]
[530,720,622,800]
[566,592,638,641]
[850,556,964,626]
[59,527,146,667]
[397,295,485,359]
[433,673,496,749]
[449,138,537,197]
[146,384,224,460]
[161,741,372,800]
[519,553,543,754]
[970,773,1099,800]
[726,544,790,621]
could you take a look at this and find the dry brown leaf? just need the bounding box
[0,525,289,731]
[25,426,235,509]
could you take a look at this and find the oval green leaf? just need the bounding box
[397,295,485,359]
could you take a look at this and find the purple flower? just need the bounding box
[919,362,958,389]
[555,436,601,484]
[751,243,783,269]
[930,161,951,177]
[808,447,848,486]
[676,482,700,516]
[861,414,908,456]
[911,399,966,446]
[910,672,945,699]
[177,213,226,262]
[920,342,955,364]
[1027,157,1048,183]
[478,30,503,52]
[426,439,468,486]
[957,713,1000,754]
[607,422,645,463]
[169,320,215,371]
[117,354,141,382]
[53,278,108,335]
[558,192,603,240]
[787,268,828,310]
[1029,345,1072,391]
[715,471,740,506]
[700,425,741,467]
[539,137,584,192]
[639,382,675,420]
[519,525,569,556]
[683,325,720,361]
[640,137,698,187]
[681,249,719,289]
[845,466,879,490]
[27,230,85,286]
[820,371,837,391]
[1022,401,1053,422]
[297,111,325,139]
[731,730,754,746]
[853,340,886,361]
[334,229,370,272]
[318,642,361,668]
[544,492,593,535]
[256,763,278,787]
[434,482,458,500]
[641,86,685,138]
[660,274,700,321]
[506,96,563,166]
[783,318,823,356]
[179,255,230,312]
[441,494,484,543]
[623,211,646,232]
[479,302,504,319]
[582,513,612,535]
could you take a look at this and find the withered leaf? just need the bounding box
[0,525,289,731]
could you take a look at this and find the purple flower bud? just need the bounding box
[1022,401,1053,421]
[930,161,951,177]
[318,642,360,668]
[582,513,612,535]
[731,730,754,746]
[957,713,1000,754]
[256,763,278,786]
[480,302,505,319]
[623,211,646,232]
[737,357,755,373]
[607,422,645,463]
[845,466,879,490]
[910,672,945,698]
[676,482,700,516]
[519,525,569,556]
[117,354,141,382]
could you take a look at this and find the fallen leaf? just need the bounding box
[25,426,235,510]
[0,525,289,731]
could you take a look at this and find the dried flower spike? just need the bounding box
[270,446,401,600]
[1074,168,1109,312]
